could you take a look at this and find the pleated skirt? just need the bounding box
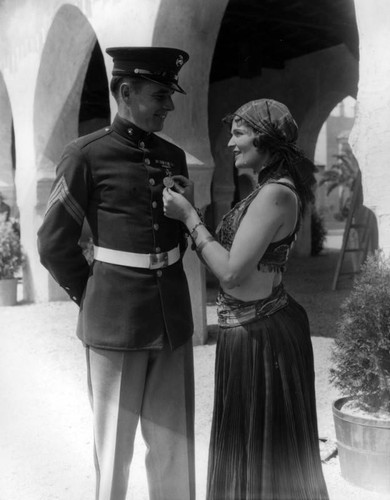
[206,294,329,500]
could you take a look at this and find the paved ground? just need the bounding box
[1,230,389,500]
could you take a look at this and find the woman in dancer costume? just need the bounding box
[163,98,329,500]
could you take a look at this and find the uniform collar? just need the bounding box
[112,114,152,144]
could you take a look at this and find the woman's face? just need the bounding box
[227,119,269,172]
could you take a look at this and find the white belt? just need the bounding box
[93,245,180,270]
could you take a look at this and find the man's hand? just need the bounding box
[171,175,194,205]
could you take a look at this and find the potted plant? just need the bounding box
[0,218,24,306]
[330,252,390,494]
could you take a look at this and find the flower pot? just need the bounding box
[0,278,18,306]
[332,396,390,494]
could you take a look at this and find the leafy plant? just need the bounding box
[319,150,359,221]
[330,252,390,413]
[0,219,24,279]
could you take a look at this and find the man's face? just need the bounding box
[127,81,175,132]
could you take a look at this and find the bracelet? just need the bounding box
[184,208,204,238]
[195,236,215,254]
[189,221,204,238]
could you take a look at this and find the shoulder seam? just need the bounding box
[73,127,112,149]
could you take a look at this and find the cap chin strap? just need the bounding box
[135,74,186,94]
[134,68,178,81]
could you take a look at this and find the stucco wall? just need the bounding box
[350,0,390,256]
[0,73,14,209]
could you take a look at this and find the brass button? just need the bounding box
[152,201,157,208]
[145,158,150,165]
[127,128,133,135]
[149,178,155,186]
[156,247,161,253]
[139,141,145,148]
[156,270,162,278]
[153,223,159,231]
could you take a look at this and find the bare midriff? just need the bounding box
[221,268,282,302]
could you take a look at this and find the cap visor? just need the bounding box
[138,75,186,94]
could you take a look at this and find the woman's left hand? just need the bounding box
[163,188,193,223]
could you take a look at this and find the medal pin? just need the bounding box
[163,167,175,188]
[163,176,175,188]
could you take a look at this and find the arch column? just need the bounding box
[0,74,15,211]
[152,0,229,344]
[350,0,390,256]
[33,5,99,302]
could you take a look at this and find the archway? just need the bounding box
[313,96,364,262]
[207,0,359,256]
[78,41,110,137]
[0,72,16,216]
[33,4,107,301]
[315,96,357,221]
[34,4,100,182]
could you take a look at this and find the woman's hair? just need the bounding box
[224,99,315,214]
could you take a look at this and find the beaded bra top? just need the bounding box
[216,180,301,273]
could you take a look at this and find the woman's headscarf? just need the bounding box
[224,98,315,211]
[226,98,301,161]
[233,98,298,142]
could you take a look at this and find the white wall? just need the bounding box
[350,0,390,256]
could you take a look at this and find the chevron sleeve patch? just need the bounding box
[45,176,85,226]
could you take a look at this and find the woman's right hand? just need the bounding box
[163,187,194,223]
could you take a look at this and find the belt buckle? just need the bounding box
[149,251,168,269]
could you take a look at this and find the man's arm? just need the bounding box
[37,142,91,305]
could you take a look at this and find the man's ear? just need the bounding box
[120,83,130,100]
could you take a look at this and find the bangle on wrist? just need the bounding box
[189,221,204,238]
[195,235,215,253]
[185,207,205,237]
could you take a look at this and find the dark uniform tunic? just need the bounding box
[38,114,193,351]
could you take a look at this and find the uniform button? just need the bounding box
[153,223,159,231]
[149,178,155,186]
[152,201,157,208]
[144,158,150,165]
[105,127,110,131]
[156,270,162,278]
[72,296,77,301]
[156,247,161,253]
[139,141,145,148]
[127,128,133,135]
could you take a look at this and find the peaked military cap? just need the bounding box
[106,46,189,94]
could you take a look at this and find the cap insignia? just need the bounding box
[176,55,184,68]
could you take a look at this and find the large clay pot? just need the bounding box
[0,278,18,306]
[333,396,390,494]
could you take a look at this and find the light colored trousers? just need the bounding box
[86,341,195,500]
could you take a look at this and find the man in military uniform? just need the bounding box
[38,47,195,500]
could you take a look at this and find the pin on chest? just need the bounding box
[155,160,175,188]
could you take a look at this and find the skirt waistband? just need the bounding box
[216,282,288,327]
